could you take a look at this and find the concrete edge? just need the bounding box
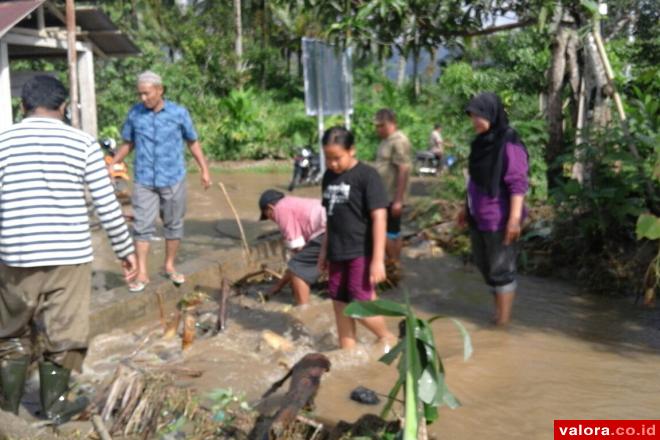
[89,238,287,336]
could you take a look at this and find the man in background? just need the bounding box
[374,108,412,275]
[110,71,211,292]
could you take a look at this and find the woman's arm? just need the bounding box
[502,143,529,245]
[370,208,387,285]
[504,194,524,245]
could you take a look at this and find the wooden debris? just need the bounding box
[261,353,331,438]
[235,264,283,286]
[216,277,231,333]
[156,291,166,329]
[92,415,112,440]
[297,415,324,440]
[163,310,181,339]
[182,312,196,350]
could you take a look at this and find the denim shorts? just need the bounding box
[469,227,518,293]
[386,204,402,239]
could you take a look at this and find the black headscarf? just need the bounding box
[466,92,526,197]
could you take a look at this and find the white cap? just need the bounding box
[137,70,163,86]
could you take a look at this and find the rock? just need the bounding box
[260,330,294,352]
[0,409,55,440]
[403,239,444,259]
[349,386,380,405]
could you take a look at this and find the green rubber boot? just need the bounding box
[0,356,29,414]
[39,361,89,424]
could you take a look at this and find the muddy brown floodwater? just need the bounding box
[84,170,660,440]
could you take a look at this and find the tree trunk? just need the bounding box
[234,0,243,83]
[261,0,268,89]
[412,48,421,98]
[545,11,580,187]
[396,49,406,87]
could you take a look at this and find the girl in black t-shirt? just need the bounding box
[318,126,396,350]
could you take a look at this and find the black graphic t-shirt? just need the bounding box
[322,161,389,261]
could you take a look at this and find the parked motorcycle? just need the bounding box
[100,138,130,199]
[288,146,322,191]
[414,151,457,177]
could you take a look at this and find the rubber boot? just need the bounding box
[0,356,29,414]
[39,361,89,424]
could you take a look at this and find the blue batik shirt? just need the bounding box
[121,100,197,188]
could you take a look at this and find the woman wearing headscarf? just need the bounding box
[459,92,529,325]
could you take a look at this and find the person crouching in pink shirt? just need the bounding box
[259,190,326,305]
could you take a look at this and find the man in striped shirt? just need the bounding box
[0,75,137,422]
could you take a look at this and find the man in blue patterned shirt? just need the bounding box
[110,71,211,292]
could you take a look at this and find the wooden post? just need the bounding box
[77,45,97,136]
[0,40,12,130]
[66,0,80,128]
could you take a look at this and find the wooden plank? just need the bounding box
[0,41,12,130]
[77,44,97,136]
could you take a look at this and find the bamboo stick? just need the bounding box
[92,415,113,440]
[217,182,250,265]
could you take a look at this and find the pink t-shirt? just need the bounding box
[273,196,326,249]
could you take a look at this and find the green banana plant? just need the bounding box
[345,295,472,439]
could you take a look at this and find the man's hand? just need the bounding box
[369,258,387,285]
[317,255,328,274]
[121,253,138,283]
[390,201,403,218]
[201,170,211,190]
[503,219,522,245]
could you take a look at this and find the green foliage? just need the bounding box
[636,214,660,241]
[344,296,472,437]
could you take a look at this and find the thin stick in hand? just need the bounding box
[218,182,251,265]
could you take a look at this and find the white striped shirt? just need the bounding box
[0,117,134,267]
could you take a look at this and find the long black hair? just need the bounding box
[466,92,527,197]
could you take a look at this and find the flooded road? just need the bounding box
[89,168,319,292]
[84,169,660,439]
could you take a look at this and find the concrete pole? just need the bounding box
[66,0,80,128]
[0,40,12,130]
[314,41,325,174]
[78,46,97,136]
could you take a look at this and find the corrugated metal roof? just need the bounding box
[76,7,140,56]
[0,0,45,39]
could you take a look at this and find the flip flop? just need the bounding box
[128,280,147,292]
[164,271,185,286]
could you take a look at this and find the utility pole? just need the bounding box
[66,0,79,128]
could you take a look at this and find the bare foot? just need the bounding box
[376,334,399,354]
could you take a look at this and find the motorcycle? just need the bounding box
[288,146,322,191]
[414,151,457,177]
[100,138,131,199]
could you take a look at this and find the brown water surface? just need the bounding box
[84,170,660,440]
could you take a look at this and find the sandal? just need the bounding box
[163,271,185,286]
[128,280,148,292]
